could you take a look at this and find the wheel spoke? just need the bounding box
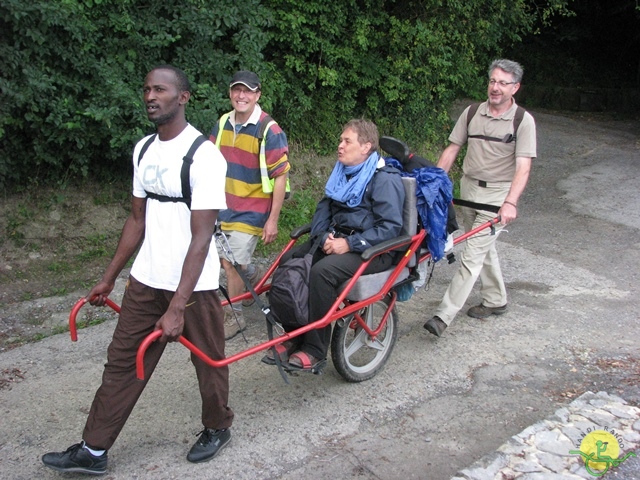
[363,303,387,351]
[366,337,386,352]
[343,327,368,358]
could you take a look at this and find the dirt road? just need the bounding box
[1,110,639,479]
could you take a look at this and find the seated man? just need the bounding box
[273,119,405,371]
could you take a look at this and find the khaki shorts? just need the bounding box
[216,229,259,266]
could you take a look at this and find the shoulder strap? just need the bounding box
[257,115,289,197]
[512,106,525,140]
[137,134,157,165]
[215,113,273,145]
[467,103,525,144]
[214,113,231,149]
[466,103,481,129]
[180,135,208,202]
[257,114,274,140]
[143,134,207,209]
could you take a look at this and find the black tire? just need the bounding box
[330,295,398,382]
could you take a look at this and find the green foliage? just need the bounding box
[5,204,34,245]
[1,0,572,190]
[264,0,567,152]
[0,0,271,189]
[48,287,69,297]
[255,183,321,256]
[76,232,113,261]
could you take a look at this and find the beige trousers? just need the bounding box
[434,175,510,325]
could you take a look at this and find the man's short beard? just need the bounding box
[149,110,178,126]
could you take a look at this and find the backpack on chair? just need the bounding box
[268,238,321,329]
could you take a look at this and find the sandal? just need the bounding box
[261,340,299,366]
[286,351,325,372]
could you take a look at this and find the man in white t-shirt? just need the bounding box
[42,65,234,475]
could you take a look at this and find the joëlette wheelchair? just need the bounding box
[68,137,500,383]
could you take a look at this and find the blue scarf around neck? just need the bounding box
[324,152,380,207]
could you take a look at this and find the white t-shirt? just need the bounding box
[131,124,227,291]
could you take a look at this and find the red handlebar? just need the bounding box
[69,297,120,341]
[135,330,214,380]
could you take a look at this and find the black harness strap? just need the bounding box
[466,103,525,144]
[452,199,501,238]
[137,134,208,209]
[234,261,291,385]
[180,135,207,206]
[452,198,500,213]
[257,114,274,140]
[137,134,157,164]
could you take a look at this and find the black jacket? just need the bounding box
[310,165,405,253]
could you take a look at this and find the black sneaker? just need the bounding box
[42,442,108,475]
[186,428,231,463]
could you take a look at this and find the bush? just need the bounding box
[1,0,572,190]
[264,0,558,153]
[0,0,271,189]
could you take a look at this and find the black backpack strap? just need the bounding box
[180,135,208,204]
[257,114,274,141]
[468,133,516,143]
[467,103,526,144]
[466,102,503,141]
[511,106,525,141]
[137,134,157,165]
[141,134,207,209]
[466,103,481,129]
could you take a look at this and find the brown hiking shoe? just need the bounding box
[224,309,246,340]
[466,304,507,319]
[424,316,447,337]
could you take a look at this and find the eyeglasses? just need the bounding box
[489,79,516,87]
[230,85,259,95]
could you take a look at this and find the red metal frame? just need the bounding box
[345,292,397,339]
[69,297,120,342]
[67,217,500,380]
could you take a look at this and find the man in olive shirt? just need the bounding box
[425,59,537,337]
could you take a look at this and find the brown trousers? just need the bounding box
[82,276,234,450]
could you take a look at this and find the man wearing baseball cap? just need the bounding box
[229,70,261,91]
[211,70,290,339]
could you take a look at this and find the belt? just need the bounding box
[332,226,358,237]
[473,179,510,188]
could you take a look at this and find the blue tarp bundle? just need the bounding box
[385,158,453,262]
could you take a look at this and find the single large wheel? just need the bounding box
[330,295,398,382]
